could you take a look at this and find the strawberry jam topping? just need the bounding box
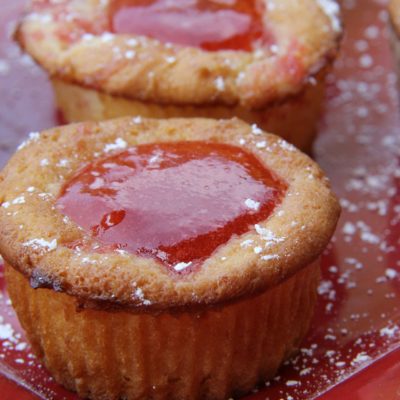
[110,0,272,51]
[57,141,286,272]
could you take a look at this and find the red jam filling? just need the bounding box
[109,0,272,51]
[57,141,286,272]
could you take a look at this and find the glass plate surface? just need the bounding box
[0,0,399,399]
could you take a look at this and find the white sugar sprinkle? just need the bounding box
[241,239,254,248]
[82,33,95,41]
[254,224,285,245]
[385,268,398,279]
[286,380,300,387]
[101,32,114,42]
[56,159,69,168]
[0,324,14,340]
[380,326,398,338]
[104,138,127,153]
[38,192,52,199]
[359,54,373,68]
[15,342,27,351]
[256,141,267,149]
[12,196,25,205]
[244,198,260,211]
[261,254,279,261]
[126,38,138,47]
[277,139,296,152]
[89,177,105,190]
[125,50,135,59]
[342,222,356,235]
[251,124,263,135]
[254,49,264,59]
[115,249,128,256]
[351,352,372,365]
[214,76,225,91]
[254,246,263,254]
[300,368,312,376]
[335,361,346,368]
[355,39,368,52]
[270,44,279,54]
[365,25,379,39]
[309,76,317,85]
[23,238,57,252]
[26,13,53,23]
[134,287,151,306]
[174,261,192,272]
[236,72,245,84]
[149,153,162,164]
[316,0,341,32]
[17,132,40,150]
[165,56,176,64]
[104,214,116,228]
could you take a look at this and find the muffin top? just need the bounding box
[0,118,340,311]
[17,0,341,109]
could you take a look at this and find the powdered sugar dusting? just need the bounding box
[104,138,127,153]
[17,132,40,150]
[260,0,400,397]
[316,0,341,32]
[23,238,57,252]
[251,124,263,136]
[173,261,192,272]
[244,198,260,211]
[0,323,14,341]
[214,76,225,91]
[254,224,285,246]
[132,285,152,306]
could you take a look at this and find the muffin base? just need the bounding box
[52,75,326,153]
[6,261,319,400]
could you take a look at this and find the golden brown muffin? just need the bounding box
[16,0,342,152]
[389,0,400,76]
[0,117,340,400]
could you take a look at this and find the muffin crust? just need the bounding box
[0,117,340,311]
[16,0,342,109]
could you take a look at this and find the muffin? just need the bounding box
[389,0,400,75]
[0,117,340,400]
[16,0,342,152]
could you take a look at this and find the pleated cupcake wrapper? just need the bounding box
[52,74,326,154]
[6,261,319,400]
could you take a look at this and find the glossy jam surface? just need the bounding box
[110,0,270,51]
[57,142,285,271]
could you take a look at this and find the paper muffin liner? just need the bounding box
[6,261,319,400]
[51,72,327,154]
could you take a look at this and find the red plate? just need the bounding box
[0,1,399,399]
